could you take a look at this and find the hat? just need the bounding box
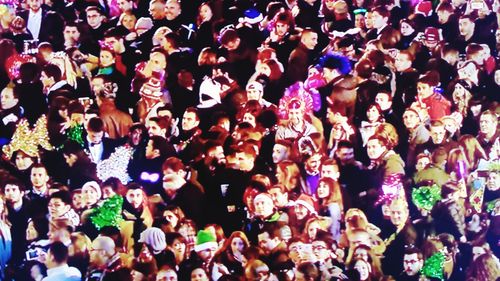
[333,0,348,14]
[135,17,153,31]
[424,27,441,43]
[100,82,118,99]
[140,75,163,100]
[198,78,222,109]
[138,227,167,255]
[415,1,433,17]
[194,230,218,252]
[10,16,25,32]
[254,193,274,205]
[81,181,102,200]
[246,81,263,93]
[243,8,263,25]
[295,194,317,215]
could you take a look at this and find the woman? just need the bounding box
[46,96,70,147]
[276,161,303,196]
[165,232,188,267]
[451,80,473,118]
[458,135,488,172]
[118,11,137,33]
[0,195,12,281]
[359,104,384,147]
[26,217,49,244]
[316,177,343,240]
[81,181,102,210]
[398,19,417,50]
[191,267,210,281]
[350,258,378,281]
[195,2,216,50]
[163,205,186,230]
[178,219,197,254]
[213,231,250,278]
[465,253,500,281]
[255,58,285,105]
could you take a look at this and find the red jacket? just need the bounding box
[421,93,451,121]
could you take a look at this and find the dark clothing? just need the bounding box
[287,43,316,85]
[161,181,205,226]
[65,156,98,190]
[381,222,417,277]
[17,8,65,50]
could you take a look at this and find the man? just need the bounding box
[302,152,323,196]
[313,232,345,281]
[365,6,394,41]
[178,230,218,280]
[155,268,178,281]
[417,120,457,155]
[149,0,168,32]
[401,108,430,172]
[257,224,289,264]
[394,51,419,115]
[287,29,318,85]
[173,107,202,162]
[0,86,23,143]
[219,28,258,87]
[41,64,76,103]
[246,81,274,108]
[161,157,204,225]
[84,117,119,163]
[477,110,499,158]
[414,71,451,121]
[95,80,133,139]
[164,0,184,31]
[18,0,64,50]
[267,184,292,213]
[147,117,169,138]
[248,193,288,242]
[87,236,130,281]
[43,242,81,281]
[85,6,108,43]
[103,28,141,79]
[48,191,80,227]
[375,91,404,134]
[455,15,495,54]
[335,141,365,207]
[62,141,98,190]
[266,11,299,67]
[272,140,291,165]
[320,159,340,181]
[26,163,50,215]
[381,197,417,277]
[400,246,424,281]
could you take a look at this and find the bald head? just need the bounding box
[90,236,116,267]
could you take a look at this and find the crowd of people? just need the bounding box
[0,0,499,280]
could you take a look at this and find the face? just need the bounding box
[258,63,272,77]
[366,106,381,123]
[472,246,486,261]
[242,113,256,127]
[26,220,38,241]
[417,82,433,99]
[254,196,274,218]
[156,270,178,281]
[86,10,104,29]
[416,157,431,171]
[48,198,70,218]
[400,22,414,36]
[458,63,478,81]
[320,164,339,180]
[131,270,145,281]
[307,221,321,239]
[89,242,108,267]
[149,1,166,19]
[147,120,165,137]
[317,181,330,199]
[479,114,497,135]
[166,0,181,20]
[288,108,303,125]
[375,93,392,111]
[430,125,446,144]
[170,238,186,260]
[275,22,289,37]
[99,50,115,68]
[0,88,18,110]
[306,154,322,173]
[268,188,287,207]
[117,0,132,11]
[83,186,99,206]
[87,129,104,144]
[31,167,49,188]
[126,189,144,209]
[403,253,423,276]
[272,144,289,164]
[354,260,370,280]
[336,147,354,163]
[149,52,167,71]
[145,140,157,159]
[294,204,310,220]
[354,248,369,261]
[366,139,385,160]
[230,237,245,253]
[15,152,34,171]
[365,12,373,29]
[247,88,262,101]
[63,26,80,43]
[459,18,474,37]
[302,32,318,50]
[129,128,143,146]
[312,241,330,260]
[354,14,366,29]
[403,110,420,130]
[199,4,212,22]
[182,111,199,131]
[487,173,499,191]
[197,247,216,263]
[389,202,409,227]
[102,186,115,199]
[395,53,412,72]
[28,0,41,11]
[371,11,387,29]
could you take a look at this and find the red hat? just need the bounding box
[424,27,441,43]
[415,1,433,17]
[295,194,317,215]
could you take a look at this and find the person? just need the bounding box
[42,241,81,281]
[287,29,318,85]
[61,141,98,190]
[0,194,12,281]
[87,236,131,281]
[400,246,423,281]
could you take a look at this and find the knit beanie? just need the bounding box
[194,230,218,252]
[81,181,102,200]
[415,1,433,17]
[138,227,167,255]
[295,194,317,215]
[242,8,263,25]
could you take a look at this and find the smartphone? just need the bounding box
[78,97,93,108]
[26,249,40,261]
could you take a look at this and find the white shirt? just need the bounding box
[27,9,42,39]
[42,264,81,281]
[87,137,104,163]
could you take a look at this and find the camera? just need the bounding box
[25,248,43,261]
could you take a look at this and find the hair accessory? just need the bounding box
[3,116,53,159]
[89,195,124,230]
[97,146,133,184]
[420,251,445,280]
[278,82,314,120]
[353,8,367,15]
[412,183,442,211]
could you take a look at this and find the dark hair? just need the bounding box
[42,64,62,82]
[184,107,200,120]
[49,241,69,264]
[164,32,180,49]
[85,5,104,15]
[50,190,72,205]
[404,246,423,259]
[372,6,390,18]
[103,27,124,39]
[87,117,105,132]
[148,117,169,131]
[102,177,122,193]
[61,140,84,156]
[1,177,25,192]
[19,62,40,83]
[149,136,170,159]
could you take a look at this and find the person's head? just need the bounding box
[197,2,213,24]
[366,136,388,160]
[147,116,168,137]
[371,6,389,29]
[226,231,249,255]
[149,48,168,72]
[30,163,49,189]
[194,230,218,262]
[220,28,240,51]
[90,236,116,268]
[430,120,447,144]
[125,184,146,210]
[2,179,25,205]
[388,197,409,227]
[45,241,69,269]
[165,0,181,20]
[13,150,34,171]
[403,108,421,130]
[47,218,72,243]
[162,157,187,193]
[27,0,42,12]
[479,110,498,136]
[103,28,126,54]
[86,6,105,29]
[457,60,479,84]
[156,268,178,281]
[468,253,500,281]
[335,141,355,164]
[399,19,415,36]
[403,246,423,276]
[86,117,105,144]
[415,153,431,171]
[99,49,115,68]
[235,142,258,172]
[301,29,318,50]
[82,181,101,207]
[267,184,288,208]
[316,177,342,207]
[48,191,72,219]
[41,64,62,89]
[459,15,475,38]
[181,107,200,131]
[257,224,282,254]
[128,123,147,147]
[272,140,291,164]
[253,193,275,219]
[63,23,81,43]
[417,71,439,99]
[276,161,301,191]
[305,152,323,174]
[258,58,283,81]
[146,136,169,160]
[352,258,372,281]
[366,103,384,123]
[294,194,316,220]
[287,99,305,125]
[149,0,166,19]
[394,50,414,72]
